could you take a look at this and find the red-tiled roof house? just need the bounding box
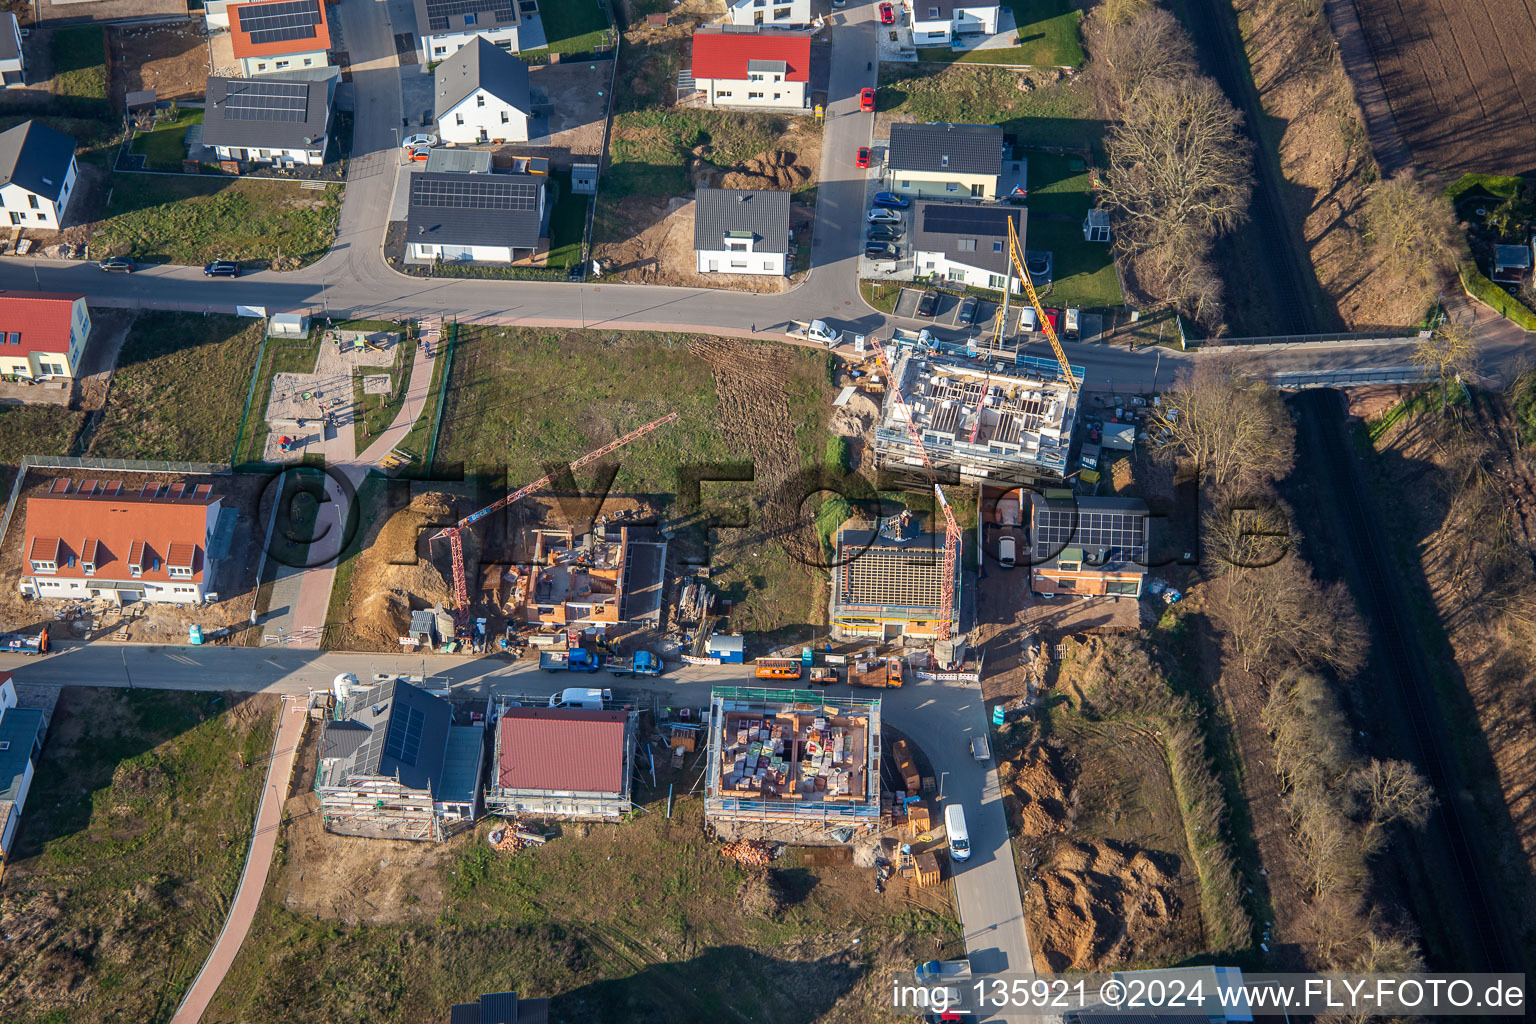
[0,291,90,380]
[690,29,812,110]
[486,706,638,819]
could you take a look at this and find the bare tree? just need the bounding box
[1204,492,1293,569]
[1345,758,1435,854]
[1363,170,1457,298]
[1085,6,1198,114]
[1102,77,1254,263]
[1148,360,1295,488]
[1410,317,1477,414]
[1208,557,1365,674]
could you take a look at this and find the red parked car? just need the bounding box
[878,1,895,23]
[856,146,871,168]
[859,86,876,112]
[1042,308,1061,333]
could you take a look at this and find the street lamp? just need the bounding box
[938,770,950,801]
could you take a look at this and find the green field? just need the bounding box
[0,405,86,493]
[128,108,205,172]
[90,313,267,462]
[604,109,786,198]
[1029,217,1122,308]
[918,0,1085,67]
[546,172,589,271]
[95,177,342,269]
[879,62,1104,152]
[517,0,611,60]
[51,26,109,114]
[0,689,274,1024]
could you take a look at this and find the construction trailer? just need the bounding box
[484,704,639,820]
[874,348,1080,484]
[315,676,488,841]
[830,511,960,641]
[705,688,883,841]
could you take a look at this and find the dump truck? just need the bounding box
[539,647,601,673]
[0,627,48,655]
[608,650,662,677]
[785,319,841,346]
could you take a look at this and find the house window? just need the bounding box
[477,94,485,106]
[749,73,762,82]
[928,5,939,14]
[275,60,290,68]
[730,261,747,269]
[7,333,19,345]
[40,362,64,376]
[303,58,313,66]
[900,180,910,189]
[169,565,193,579]
[464,12,476,23]
[82,561,94,575]
[773,92,781,100]
[256,62,267,71]
[727,241,748,251]
[993,240,1003,252]
[1107,580,1139,595]
[27,194,38,209]
[956,238,975,251]
[29,560,55,574]
[717,90,732,97]
[130,563,143,578]
[946,182,959,192]
[456,114,464,125]
[434,45,447,55]
[971,183,984,197]
[988,274,1006,289]
[948,269,965,281]
[748,91,764,99]
[501,110,509,123]
[939,155,949,168]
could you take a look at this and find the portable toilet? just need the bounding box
[801,646,813,668]
[707,633,745,664]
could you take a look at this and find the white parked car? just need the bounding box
[402,133,439,149]
[867,208,902,223]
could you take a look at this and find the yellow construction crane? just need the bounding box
[989,215,1080,392]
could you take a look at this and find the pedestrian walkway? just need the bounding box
[171,696,307,1024]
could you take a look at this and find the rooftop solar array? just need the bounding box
[411,175,538,211]
[236,0,321,45]
[1034,506,1146,563]
[922,204,1012,236]
[424,0,514,31]
[383,704,425,766]
[221,79,311,122]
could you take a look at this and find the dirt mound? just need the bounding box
[334,491,464,649]
[1031,839,1183,971]
[830,391,879,439]
[720,150,812,192]
[1000,744,1071,837]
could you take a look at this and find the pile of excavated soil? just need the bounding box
[1000,743,1071,838]
[1030,839,1183,971]
[337,491,468,649]
[830,392,879,439]
[719,150,813,192]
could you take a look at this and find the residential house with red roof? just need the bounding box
[19,479,224,606]
[0,291,90,380]
[690,29,812,110]
[228,0,332,78]
[486,706,638,819]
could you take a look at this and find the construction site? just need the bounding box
[504,524,668,629]
[704,688,883,843]
[873,349,1081,484]
[830,510,961,642]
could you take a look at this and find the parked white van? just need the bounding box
[548,687,612,709]
[998,535,1016,568]
[945,804,971,862]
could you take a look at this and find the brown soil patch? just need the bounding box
[717,149,813,192]
[999,743,1071,838]
[1031,838,1183,971]
[329,491,464,649]
[108,21,212,106]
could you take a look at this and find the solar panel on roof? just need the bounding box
[411,176,538,211]
[424,0,514,31]
[384,704,425,766]
[221,79,311,123]
[1034,506,1147,564]
[236,0,322,46]
[923,204,1013,236]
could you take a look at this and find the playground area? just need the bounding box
[261,329,399,462]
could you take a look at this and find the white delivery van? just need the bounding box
[1065,307,1081,340]
[945,804,971,862]
[1019,307,1038,333]
[998,535,1016,568]
[549,687,612,709]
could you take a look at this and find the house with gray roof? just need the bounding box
[200,73,337,166]
[693,187,791,276]
[407,170,547,264]
[434,36,531,145]
[450,991,550,1024]
[907,0,1000,45]
[0,120,79,230]
[0,13,23,87]
[887,121,1004,200]
[316,677,486,840]
[911,199,1025,292]
[0,672,46,860]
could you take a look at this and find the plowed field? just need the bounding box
[1357,0,1536,174]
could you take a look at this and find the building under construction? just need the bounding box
[874,349,1079,483]
[705,687,882,842]
[830,511,960,641]
[493,525,667,628]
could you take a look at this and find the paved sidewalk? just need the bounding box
[171,696,307,1024]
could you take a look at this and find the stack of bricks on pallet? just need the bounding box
[720,711,866,801]
[893,738,920,796]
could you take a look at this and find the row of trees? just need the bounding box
[1086,2,1254,328]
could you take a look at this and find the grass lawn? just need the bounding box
[0,405,86,493]
[860,279,901,313]
[880,62,1105,153]
[393,328,451,470]
[1024,149,1092,217]
[1030,218,1122,308]
[94,177,342,269]
[90,312,267,462]
[128,108,205,172]
[546,171,588,271]
[51,26,108,113]
[517,0,611,60]
[605,109,785,198]
[350,324,417,457]
[0,688,275,1024]
[207,792,957,1023]
[918,0,1084,67]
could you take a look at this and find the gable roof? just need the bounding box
[691,29,811,83]
[497,707,630,794]
[1029,494,1149,574]
[435,35,531,118]
[406,171,544,249]
[0,121,77,201]
[21,480,219,584]
[911,200,1024,276]
[229,0,331,59]
[0,291,83,355]
[200,75,334,152]
[0,13,20,63]
[321,679,453,793]
[888,121,1003,177]
[415,0,520,35]
[693,187,791,254]
[0,708,43,803]
[911,0,997,22]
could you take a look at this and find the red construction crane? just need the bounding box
[432,412,679,628]
[967,364,994,444]
[867,335,961,641]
